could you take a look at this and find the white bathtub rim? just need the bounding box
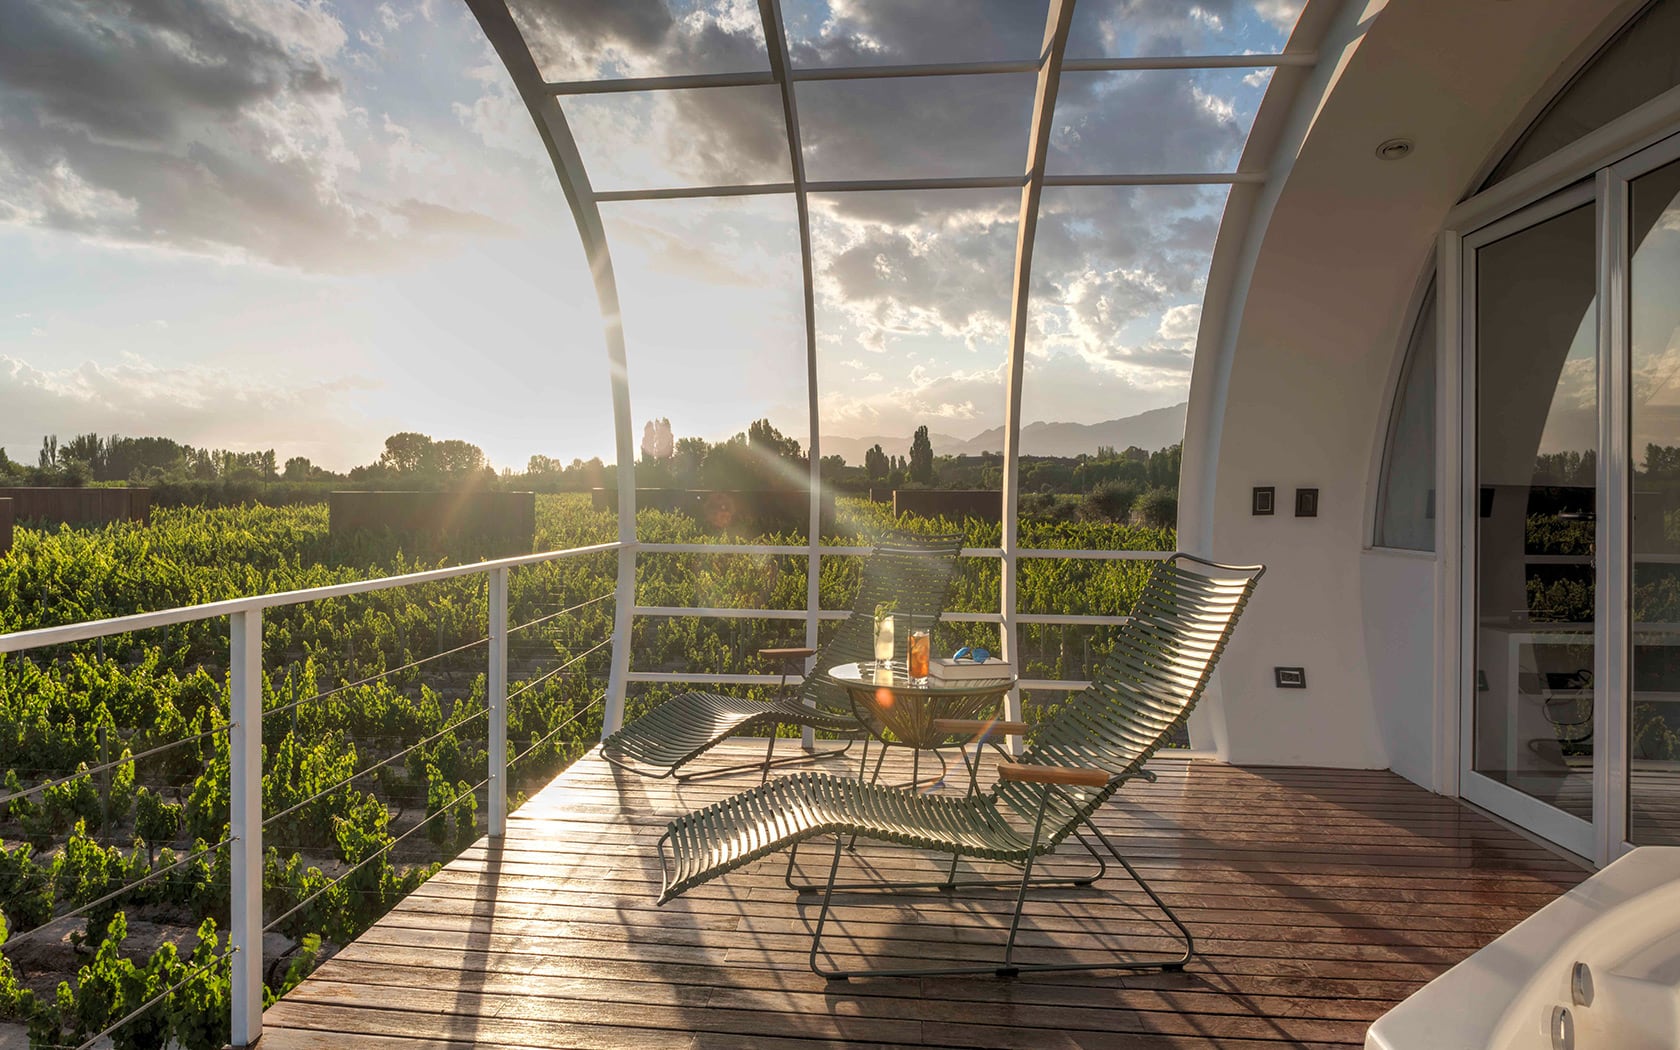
[1366,845,1680,1050]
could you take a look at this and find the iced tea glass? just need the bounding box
[908,630,930,681]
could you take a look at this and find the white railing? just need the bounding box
[0,535,1164,1046]
[626,542,1168,694]
[0,541,620,1048]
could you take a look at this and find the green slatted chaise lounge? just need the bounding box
[655,553,1263,980]
[600,530,965,782]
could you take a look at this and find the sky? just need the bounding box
[0,0,1303,472]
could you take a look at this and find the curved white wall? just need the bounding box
[1183,0,1638,775]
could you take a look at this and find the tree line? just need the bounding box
[3,423,1185,525]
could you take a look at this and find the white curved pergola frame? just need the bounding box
[466,0,1328,739]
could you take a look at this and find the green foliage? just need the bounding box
[1130,487,1178,528]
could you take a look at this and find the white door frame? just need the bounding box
[1454,183,1599,861]
[1440,98,1680,865]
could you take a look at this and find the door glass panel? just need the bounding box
[1628,157,1680,845]
[1474,200,1597,820]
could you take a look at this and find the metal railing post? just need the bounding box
[1000,550,1025,757]
[229,609,262,1047]
[604,543,635,734]
[488,567,509,838]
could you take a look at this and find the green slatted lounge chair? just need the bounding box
[600,531,966,782]
[655,553,1263,980]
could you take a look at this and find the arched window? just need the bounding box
[1486,0,1680,186]
[1373,283,1436,551]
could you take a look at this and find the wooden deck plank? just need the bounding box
[266,742,1586,1048]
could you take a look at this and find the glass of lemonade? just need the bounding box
[873,614,894,672]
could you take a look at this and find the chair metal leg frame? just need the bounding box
[670,733,857,784]
[802,790,1193,981]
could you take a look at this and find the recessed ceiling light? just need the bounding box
[1376,138,1414,160]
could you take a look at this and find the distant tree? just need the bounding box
[38,435,57,470]
[1645,444,1680,479]
[864,444,888,481]
[1534,450,1595,486]
[429,439,485,478]
[1145,443,1181,489]
[283,456,315,481]
[526,454,563,476]
[1079,480,1141,523]
[260,449,278,482]
[1131,487,1178,528]
[378,432,433,475]
[60,433,104,472]
[746,419,802,462]
[820,454,847,484]
[908,426,934,483]
[103,436,188,481]
[641,418,674,461]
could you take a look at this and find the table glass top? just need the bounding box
[826,660,1015,693]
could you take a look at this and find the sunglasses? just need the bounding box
[951,646,992,663]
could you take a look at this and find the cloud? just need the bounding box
[392,199,517,239]
[0,353,387,469]
[1068,1,1302,57]
[505,0,766,82]
[788,1,1050,67]
[0,0,375,266]
[0,0,536,271]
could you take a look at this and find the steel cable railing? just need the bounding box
[0,542,624,1050]
[0,724,226,809]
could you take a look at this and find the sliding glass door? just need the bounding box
[1461,130,1680,862]
[1619,139,1680,848]
[1462,186,1599,857]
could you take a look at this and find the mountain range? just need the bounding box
[821,402,1187,464]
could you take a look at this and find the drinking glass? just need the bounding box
[873,615,894,672]
[908,630,930,681]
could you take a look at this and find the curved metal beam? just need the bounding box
[594,171,1268,203]
[545,53,1319,96]
[756,0,824,747]
[1177,0,1342,756]
[999,0,1079,748]
[465,0,638,734]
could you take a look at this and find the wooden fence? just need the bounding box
[0,487,151,527]
[328,491,536,551]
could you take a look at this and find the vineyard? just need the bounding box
[0,494,1172,1047]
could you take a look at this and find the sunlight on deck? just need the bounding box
[262,742,1586,1049]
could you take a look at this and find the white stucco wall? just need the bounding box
[1183,0,1638,776]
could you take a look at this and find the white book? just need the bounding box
[929,657,1014,682]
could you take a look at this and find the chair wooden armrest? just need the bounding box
[996,762,1112,788]
[931,718,1028,737]
[758,647,817,664]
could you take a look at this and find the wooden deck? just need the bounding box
[263,741,1587,1049]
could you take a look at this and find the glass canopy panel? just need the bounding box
[1066,0,1304,58]
[796,75,1036,182]
[783,0,1050,67]
[1018,184,1225,518]
[504,0,770,82]
[560,86,791,192]
[601,195,810,541]
[810,188,1011,571]
[1048,69,1270,175]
